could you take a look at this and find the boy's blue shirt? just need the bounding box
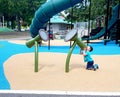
[84,51,93,62]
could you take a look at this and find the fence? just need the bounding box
[0,22,7,27]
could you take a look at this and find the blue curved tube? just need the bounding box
[30,0,83,37]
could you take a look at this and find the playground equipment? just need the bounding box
[82,4,119,41]
[64,29,87,50]
[26,29,48,48]
[26,0,84,72]
[26,29,48,72]
[29,0,83,38]
[64,29,87,72]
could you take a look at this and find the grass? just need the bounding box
[0,27,14,33]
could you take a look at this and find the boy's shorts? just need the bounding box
[86,61,94,69]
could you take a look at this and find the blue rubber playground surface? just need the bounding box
[0,40,120,89]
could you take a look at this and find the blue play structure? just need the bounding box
[30,0,84,38]
[82,4,119,40]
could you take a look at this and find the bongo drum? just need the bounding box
[39,29,48,42]
[26,29,48,48]
[64,29,87,50]
[64,29,77,42]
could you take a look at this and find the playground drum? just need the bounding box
[39,29,48,41]
[64,29,77,42]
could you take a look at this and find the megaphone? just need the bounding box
[26,29,48,48]
[64,29,87,50]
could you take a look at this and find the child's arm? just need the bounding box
[80,47,87,56]
[80,50,83,54]
[82,50,87,56]
[80,50,87,56]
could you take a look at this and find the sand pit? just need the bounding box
[4,53,120,92]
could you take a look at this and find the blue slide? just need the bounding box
[83,4,119,40]
[30,0,83,38]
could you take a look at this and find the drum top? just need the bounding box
[39,29,48,41]
[64,29,77,42]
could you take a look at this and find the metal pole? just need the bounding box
[2,16,4,27]
[48,19,51,50]
[104,0,110,45]
[66,42,77,72]
[70,7,73,48]
[35,41,38,72]
[118,1,120,23]
[87,0,91,44]
[116,1,120,43]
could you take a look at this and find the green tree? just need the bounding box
[0,0,46,31]
[65,0,119,23]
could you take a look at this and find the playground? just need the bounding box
[0,0,120,96]
[0,36,119,92]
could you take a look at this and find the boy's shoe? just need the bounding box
[86,68,93,70]
[93,64,99,71]
[96,65,99,69]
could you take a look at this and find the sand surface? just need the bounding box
[4,52,120,92]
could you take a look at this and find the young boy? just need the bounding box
[80,45,98,71]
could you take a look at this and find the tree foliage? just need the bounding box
[0,0,119,31]
[0,0,46,31]
[65,0,119,22]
